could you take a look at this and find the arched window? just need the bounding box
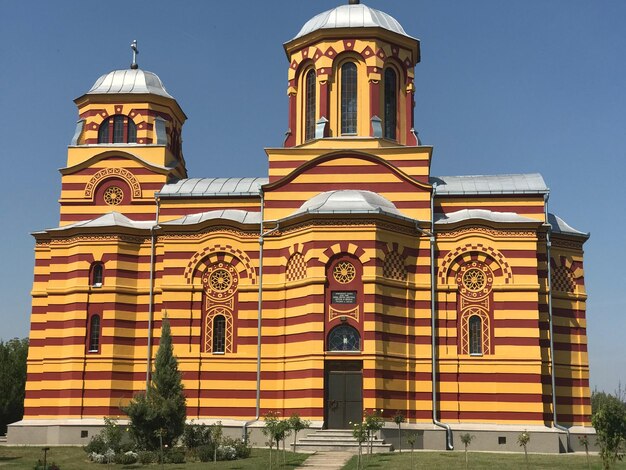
[212,315,226,353]
[328,324,360,352]
[341,62,358,135]
[469,315,482,355]
[305,69,316,141]
[98,115,137,144]
[88,315,101,352]
[91,262,104,287]
[383,68,397,140]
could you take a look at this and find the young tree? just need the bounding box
[364,409,384,455]
[459,433,475,469]
[123,317,186,450]
[288,413,310,453]
[352,422,368,470]
[517,430,530,470]
[592,393,626,469]
[392,411,405,453]
[0,338,28,435]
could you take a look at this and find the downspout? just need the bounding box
[544,193,571,452]
[429,183,454,450]
[146,197,161,394]
[244,187,279,441]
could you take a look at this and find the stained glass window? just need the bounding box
[213,315,226,353]
[469,315,482,355]
[341,62,357,134]
[328,325,360,351]
[305,69,316,141]
[384,68,397,140]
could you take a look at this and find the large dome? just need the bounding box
[86,68,173,99]
[293,3,412,40]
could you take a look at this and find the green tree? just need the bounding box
[517,430,530,470]
[0,337,28,435]
[123,318,186,450]
[592,393,626,469]
[288,413,310,453]
[459,433,475,469]
[392,411,405,453]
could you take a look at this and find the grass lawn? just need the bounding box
[0,446,308,469]
[342,450,626,469]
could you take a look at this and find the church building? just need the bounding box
[10,1,592,452]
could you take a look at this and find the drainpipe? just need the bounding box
[544,193,570,452]
[146,197,161,394]
[428,182,454,450]
[244,187,279,441]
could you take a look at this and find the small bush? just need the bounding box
[167,449,186,463]
[83,434,107,455]
[217,444,237,461]
[222,436,251,459]
[114,451,138,465]
[197,444,214,462]
[137,450,155,464]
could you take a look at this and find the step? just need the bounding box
[292,429,393,453]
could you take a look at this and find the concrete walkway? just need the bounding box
[296,451,354,469]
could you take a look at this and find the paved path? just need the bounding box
[296,451,354,469]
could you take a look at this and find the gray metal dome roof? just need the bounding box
[295,190,402,216]
[87,68,173,98]
[293,3,412,40]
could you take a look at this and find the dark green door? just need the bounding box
[327,369,362,429]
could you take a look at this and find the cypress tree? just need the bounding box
[124,317,186,450]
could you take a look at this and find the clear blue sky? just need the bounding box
[0,1,624,393]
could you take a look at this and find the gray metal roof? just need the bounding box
[87,69,173,98]
[548,213,589,238]
[293,3,413,40]
[432,173,548,196]
[294,190,404,216]
[157,177,268,198]
[46,212,154,232]
[435,209,539,225]
[161,210,261,226]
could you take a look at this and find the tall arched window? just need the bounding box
[88,315,101,352]
[98,115,137,144]
[213,315,226,353]
[468,315,482,355]
[341,62,358,135]
[91,262,104,287]
[328,324,360,351]
[305,69,316,141]
[383,68,397,140]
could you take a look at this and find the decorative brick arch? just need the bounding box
[184,244,256,285]
[438,244,513,285]
[318,242,370,266]
[84,167,142,200]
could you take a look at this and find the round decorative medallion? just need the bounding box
[462,268,486,292]
[103,186,124,205]
[457,262,493,298]
[209,268,232,292]
[333,261,356,284]
[202,263,238,299]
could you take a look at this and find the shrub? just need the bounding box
[228,436,252,459]
[137,450,155,464]
[114,451,138,465]
[592,393,626,469]
[84,434,107,455]
[197,444,214,462]
[217,444,237,460]
[167,449,186,463]
[182,422,212,451]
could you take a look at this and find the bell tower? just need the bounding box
[59,44,187,225]
[283,1,420,147]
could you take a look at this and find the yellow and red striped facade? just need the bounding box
[18,2,591,446]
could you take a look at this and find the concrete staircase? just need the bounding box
[292,429,393,453]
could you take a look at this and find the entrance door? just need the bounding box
[326,361,362,429]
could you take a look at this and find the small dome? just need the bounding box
[293,3,412,40]
[295,190,402,216]
[87,68,173,99]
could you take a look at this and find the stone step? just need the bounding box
[292,429,393,453]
